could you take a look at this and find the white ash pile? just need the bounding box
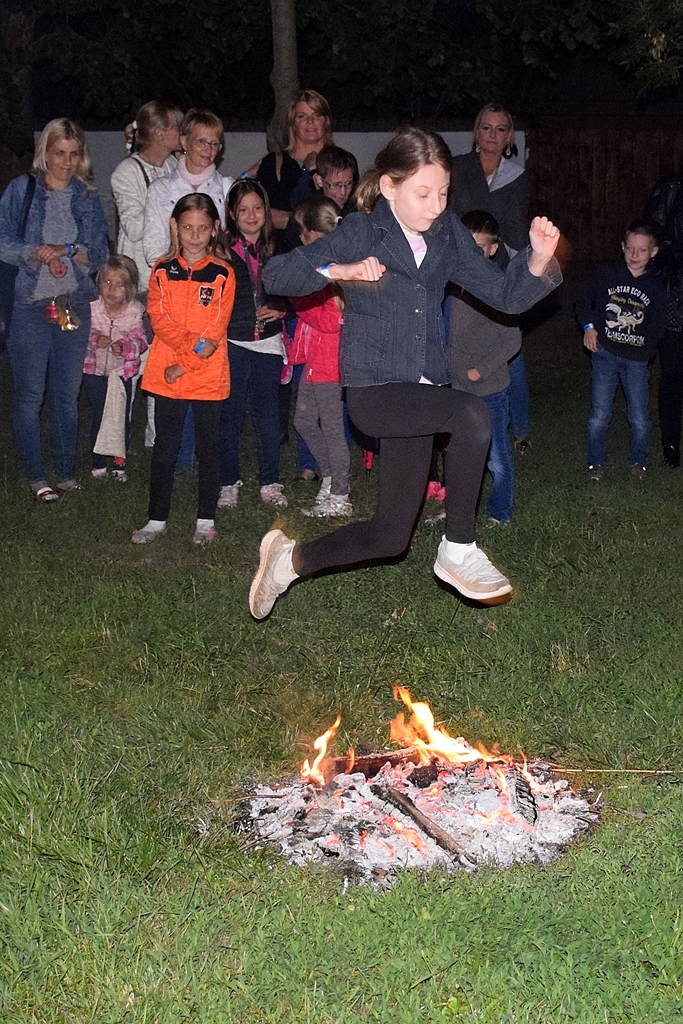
[246,752,598,888]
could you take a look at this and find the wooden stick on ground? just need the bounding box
[370,784,476,866]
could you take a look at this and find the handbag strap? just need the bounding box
[18,175,36,242]
[131,157,152,188]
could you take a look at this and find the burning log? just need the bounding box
[327,747,422,780]
[506,768,538,825]
[370,784,476,866]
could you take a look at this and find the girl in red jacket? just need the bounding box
[133,193,235,545]
[291,195,351,516]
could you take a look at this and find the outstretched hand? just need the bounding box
[327,257,386,283]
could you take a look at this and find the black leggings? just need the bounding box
[148,394,222,521]
[296,383,491,577]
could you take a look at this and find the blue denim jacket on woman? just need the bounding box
[263,196,561,387]
[0,173,109,303]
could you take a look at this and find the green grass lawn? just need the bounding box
[1,278,683,1022]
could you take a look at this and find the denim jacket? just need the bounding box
[263,197,561,387]
[0,173,109,302]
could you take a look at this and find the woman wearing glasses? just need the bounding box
[143,109,233,267]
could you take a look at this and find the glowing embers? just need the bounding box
[247,690,598,888]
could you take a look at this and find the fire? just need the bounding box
[390,686,497,766]
[300,686,539,788]
[301,715,341,786]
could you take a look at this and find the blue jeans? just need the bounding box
[6,295,91,483]
[508,349,529,441]
[587,344,650,467]
[220,343,282,486]
[482,388,514,523]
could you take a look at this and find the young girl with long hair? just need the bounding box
[248,127,561,618]
[290,193,351,517]
[83,255,147,481]
[133,193,234,544]
[217,180,288,508]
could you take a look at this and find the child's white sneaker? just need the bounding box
[434,537,511,602]
[249,529,299,619]
[302,494,353,518]
[132,520,167,544]
[315,476,332,502]
[260,482,288,507]
[193,519,217,545]
[91,467,107,480]
[112,468,128,483]
[217,481,242,507]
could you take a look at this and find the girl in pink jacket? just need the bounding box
[291,195,351,517]
[82,255,148,481]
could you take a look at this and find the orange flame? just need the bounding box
[301,715,342,786]
[389,686,497,765]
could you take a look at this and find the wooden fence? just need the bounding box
[527,128,683,261]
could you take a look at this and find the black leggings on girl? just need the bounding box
[295,383,491,577]
[149,395,222,521]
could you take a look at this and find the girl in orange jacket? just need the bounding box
[133,193,235,545]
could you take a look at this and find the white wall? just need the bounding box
[39,130,526,240]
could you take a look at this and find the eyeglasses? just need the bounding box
[323,179,354,193]
[191,137,221,150]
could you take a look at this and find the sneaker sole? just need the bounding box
[193,532,217,545]
[249,530,284,619]
[131,527,166,545]
[433,560,512,603]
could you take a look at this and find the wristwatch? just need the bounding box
[65,243,80,259]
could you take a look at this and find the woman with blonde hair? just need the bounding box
[250,89,333,232]
[0,118,108,500]
[111,100,183,294]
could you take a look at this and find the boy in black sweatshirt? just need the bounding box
[577,220,666,480]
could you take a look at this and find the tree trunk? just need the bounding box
[266,0,299,153]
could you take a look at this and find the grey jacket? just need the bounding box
[263,197,559,387]
[450,150,530,254]
[449,292,521,396]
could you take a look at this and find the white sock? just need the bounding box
[196,518,215,531]
[442,539,476,562]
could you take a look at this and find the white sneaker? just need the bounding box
[315,476,332,502]
[434,537,512,602]
[132,520,167,544]
[249,529,298,619]
[112,468,128,483]
[260,482,288,507]
[91,467,107,480]
[193,520,217,545]
[302,494,353,518]
[217,481,242,507]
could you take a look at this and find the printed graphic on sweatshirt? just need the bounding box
[604,285,650,347]
[198,286,214,307]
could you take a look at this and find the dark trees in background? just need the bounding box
[2,0,683,155]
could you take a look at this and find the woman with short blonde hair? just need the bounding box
[0,118,109,500]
